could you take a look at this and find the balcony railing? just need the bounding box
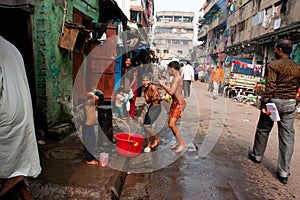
[203,0,217,16]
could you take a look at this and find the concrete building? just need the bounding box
[196,0,300,69]
[154,11,194,61]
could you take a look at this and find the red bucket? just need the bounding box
[114,133,144,157]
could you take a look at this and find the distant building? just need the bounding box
[154,11,194,61]
[195,0,300,68]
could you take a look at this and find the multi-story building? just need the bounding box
[154,11,194,61]
[197,0,300,68]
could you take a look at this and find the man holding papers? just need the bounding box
[248,39,300,184]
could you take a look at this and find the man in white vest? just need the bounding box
[0,35,41,199]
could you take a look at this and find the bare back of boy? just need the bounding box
[84,94,98,125]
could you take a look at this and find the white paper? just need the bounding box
[266,103,281,121]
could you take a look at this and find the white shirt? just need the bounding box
[181,64,195,81]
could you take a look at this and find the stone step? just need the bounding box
[47,123,75,141]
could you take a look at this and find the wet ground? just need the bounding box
[120,81,300,200]
[28,81,300,199]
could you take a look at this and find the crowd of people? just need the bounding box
[117,58,187,153]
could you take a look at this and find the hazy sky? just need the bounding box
[154,0,205,13]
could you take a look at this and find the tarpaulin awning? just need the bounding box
[98,0,128,25]
[133,45,149,52]
[225,57,252,66]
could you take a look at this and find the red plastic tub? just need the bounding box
[114,133,144,157]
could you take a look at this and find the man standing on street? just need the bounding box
[181,61,194,98]
[248,39,300,184]
[209,62,224,99]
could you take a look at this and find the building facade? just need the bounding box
[154,11,194,61]
[196,0,300,70]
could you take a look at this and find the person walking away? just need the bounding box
[209,62,224,99]
[142,74,162,152]
[181,61,194,98]
[82,91,101,165]
[206,67,212,83]
[248,39,300,184]
[0,35,41,199]
[159,61,186,153]
[194,67,199,81]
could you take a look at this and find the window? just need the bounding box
[172,40,181,44]
[164,50,169,53]
[182,16,193,23]
[177,50,183,54]
[159,16,173,23]
[174,16,182,22]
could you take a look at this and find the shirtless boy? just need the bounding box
[142,74,162,152]
[159,61,186,153]
[82,91,100,165]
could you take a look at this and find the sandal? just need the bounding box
[144,147,151,153]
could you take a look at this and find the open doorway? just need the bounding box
[0,6,37,124]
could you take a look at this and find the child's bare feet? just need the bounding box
[150,137,160,148]
[175,143,186,153]
[170,143,179,149]
[85,160,98,165]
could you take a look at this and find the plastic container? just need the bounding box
[114,133,144,157]
[99,153,109,167]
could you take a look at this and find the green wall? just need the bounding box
[32,0,98,130]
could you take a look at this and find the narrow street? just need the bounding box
[120,81,300,200]
[1,1,300,200]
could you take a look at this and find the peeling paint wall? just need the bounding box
[32,0,98,130]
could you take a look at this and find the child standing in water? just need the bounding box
[82,90,102,165]
[159,61,186,153]
[142,74,162,152]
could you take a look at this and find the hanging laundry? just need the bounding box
[274,18,281,30]
[262,8,272,28]
[230,3,235,14]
